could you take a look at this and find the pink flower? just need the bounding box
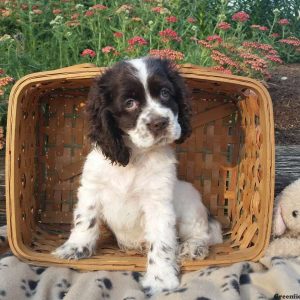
[270,33,280,38]
[0,76,14,87]
[128,36,148,46]
[149,49,184,61]
[81,49,96,58]
[279,37,300,47]
[266,55,283,64]
[217,21,231,30]
[159,28,182,42]
[85,10,95,17]
[53,9,62,15]
[102,46,116,54]
[268,49,278,55]
[0,69,4,75]
[207,35,222,43]
[165,16,177,23]
[211,50,239,68]
[114,32,123,38]
[232,11,250,22]
[92,4,107,10]
[242,41,274,52]
[33,9,43,15]
[259,26,268,31]
[66,21,80,27]
[213,66,232,75]
[198,40,213,49]
[151,6,162,13]
[251,24,261,29]
[187,17,196,23]
[278,19,289,26]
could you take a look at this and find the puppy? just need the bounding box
[53,57,222,295]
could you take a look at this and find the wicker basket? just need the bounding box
[6,63,274,271]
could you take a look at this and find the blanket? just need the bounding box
[0,226,299,300]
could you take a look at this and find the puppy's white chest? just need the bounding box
[99,168,145,239]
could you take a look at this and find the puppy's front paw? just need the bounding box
[179,239,209,260]
[141,265,179,297]
[52,242,93,260]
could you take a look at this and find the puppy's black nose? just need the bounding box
[147,117,169,135]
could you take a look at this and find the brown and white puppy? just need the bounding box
[53,57,222,296]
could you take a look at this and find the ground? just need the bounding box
[268,63,300,145]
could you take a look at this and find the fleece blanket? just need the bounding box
[0,226,299,300]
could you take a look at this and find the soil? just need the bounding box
[267,64,300,145]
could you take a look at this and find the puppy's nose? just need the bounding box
[147,117,169,135]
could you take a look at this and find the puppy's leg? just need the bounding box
[174,181,222,259]
[52,186,101,259]
[141,199,179,296]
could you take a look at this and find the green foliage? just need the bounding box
[0,0,299,128]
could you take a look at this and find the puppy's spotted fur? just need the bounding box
[53,57,223,295]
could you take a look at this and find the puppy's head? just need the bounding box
[87,57,191,166]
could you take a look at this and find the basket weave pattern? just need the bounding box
[6,64,274,271]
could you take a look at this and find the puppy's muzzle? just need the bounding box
[146,116,169,136]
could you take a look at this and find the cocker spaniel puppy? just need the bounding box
[53,57,223,295]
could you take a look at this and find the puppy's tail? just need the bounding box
[208,213,223,245]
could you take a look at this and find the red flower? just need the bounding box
[53,9,62,15]
[165,16,177,23]
[278,19,289,26]
[207,35,222,43]
[0,69,4,75]
[114,32,123,38]
[102,46,116,54]
[259,26,268,31]
[159,28,182,42]
[149,49,184,61]
[232,11,249,22]
[187,17,196,23]
[217,21,231,30]
[128,36,148,46]
[71,13,80,20]
[92,4,107,10]
[85,10,95,17]
[81,49,96,58]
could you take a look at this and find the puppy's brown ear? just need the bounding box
[86,72,131,166]
[163,59,192,144]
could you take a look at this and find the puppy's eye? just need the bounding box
[160,88,170,101]
[292,210,298,218]
[124,99,138,111]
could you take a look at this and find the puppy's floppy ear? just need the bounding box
[163,59,192,144]
[86,71,130,166]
